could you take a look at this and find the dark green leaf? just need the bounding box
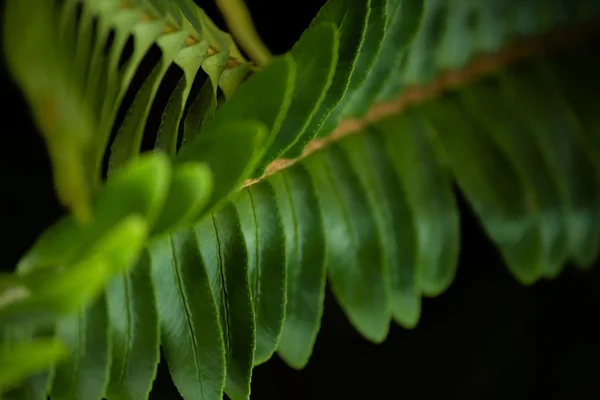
[271,166,326,369]
[149,232,226,400]
[288,0,369,151]
[234,182,286,365]
[176,120,268,218]
[347,0,425,114]
[498,64,600,268]
[421,96,541,284]
[259,22,339,166]
[178,55,296,201]
[459,80,567,278]
[305,145,389,342]
[339,130,420,327]
[152,162,213,236]
[105,251,160,400]
[109,31,189,171]
[377,112,459,296]
[196,206,255,400]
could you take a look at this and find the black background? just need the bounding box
[1,1,599,399]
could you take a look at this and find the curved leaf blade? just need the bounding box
[195,206,255,400]
[105,251,160,400]
[271,166,326,369]
[339,130,421,327]
[149,232,226,400]
[260,22,340,168]
[378,112,460,296]
[305,145,390,342]
[234,182,286,365]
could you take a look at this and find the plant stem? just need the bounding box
[216,0,272,66]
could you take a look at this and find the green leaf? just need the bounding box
[288,0,368,150]
[155,40,214,154]
[0,260,107,328]
[1,215,148,328]
[234,182,286,365]
[178,55,296,197]
[195,206,255,400]
[305,145,389,343]
[338,130,420,328]
[17,153,171,274]
[182,79,218,145]
[2,0,96,222]
[0,338,66,395]
[377,112,459,296]
[346,0,425,114]
[149,232,226,400]
[271,166,326,369]
[155,77,189,155]
[459,80,567,278]
[421,96,542,284]
[545,47,600,175]
[50,298,110,400]
[497,64,600,268]
[401,0,446,85]
[109,31,189,170]
[105,251,160,400]
[97,15,165,174]
[152,162,213,236]
[318,0,387,129]
[259,22,339,166]
[218,63,252,99]
[436,0,475,69]
[176,120,268,218]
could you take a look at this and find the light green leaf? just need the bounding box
[218,63,252,99]
[0,338,66,395]
[1,215,148,328]
[17,153,171,274]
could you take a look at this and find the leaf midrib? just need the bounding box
[243,18,600,189]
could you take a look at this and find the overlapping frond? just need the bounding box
[2,0,251,222]
[2,0,600,399]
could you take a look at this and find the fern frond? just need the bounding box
[3,0,600,399]
[3,0,251,222]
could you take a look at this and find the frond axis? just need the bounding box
[243,18,600,189]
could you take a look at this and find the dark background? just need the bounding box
[1,1,599,399]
